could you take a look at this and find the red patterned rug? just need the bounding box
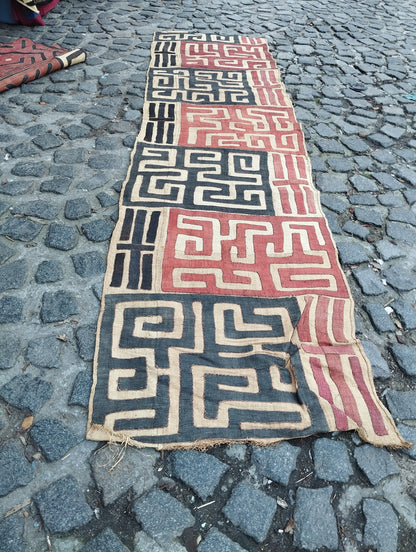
[0,38,86,93]
[87,32,405,450]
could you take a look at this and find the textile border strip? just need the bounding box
[87,31,405,450]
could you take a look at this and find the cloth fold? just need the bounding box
[0,38,86,93]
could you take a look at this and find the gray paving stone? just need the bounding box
[65,198,91,220]
[0,217,42,242]
[11,161,46,177]
[388,207,416,226]
[34,476,93,534]
[97,192,118,207]
[342,221,370,240]
[95,136,120,150]
[380,124,405,140]
[252,441,300,485]
[349,192,378,206]
[369,133,394,148]
[327,156,354,172]
[0,374,52,412]
[313,438,353,482]
[53,100,78,111]
[6,142,39,158]
[133,489,194,544]
[340,135,369,153]
[54,148,86,164]
[323,209,342,234]
[0,241,13,264]
[386,221,416,245]
[378,193,404,207]
[315,173,348,193]
[0,180,33,196]
[316,139,345,154]
[396,424,416,459]
[29,418,80,462]
[41,290,79,323]
[103,61,129,73]
[35,260,63,283]
[386,390,416,421]
[172,450,228,500]
[310,156,326,172]
[0,295,24,323]
[88,154,120,169]
[391,299,416,330]
[25,123,47,136]
[353,268,386,295]
[33,133,64,150]
[71,251,106,277]
[80,528,130,552]
[354,206,384,226]
[350,174,379,192]
[75,325,96,361]
[40,176,72,194]
[134,532,187,552]
[78,173,111,192]
[337,242,369,264]
[45,222,78,251]
[363,499,398,552]
[375,239,404,261]
[69,370,92,407]
[394,166,416,186]
[293,486,338,551]
[372,172,404,191]
[225,444,247,461]
[354,444,400,485]
[364,303,395,332]
[223,481,276,543]
[320,194,349,213]
[0,259,26,292]
[390,344,416,376]
[12,200,59,220]
[404,189,416,205]
[0,514,24,552]
[0,332,20,370]
[25,336,63,368]
[3,112,33,126]
[62,124,91,140]
[0,440,34,497]
[91,445,158,506]
[382,266,416,291]
[198,528,247,552]
[82,219,114,242]
[361,340,390,379]
[82,114,108,129]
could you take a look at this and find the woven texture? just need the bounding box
[0,38,86,93]
[87,32,404,450]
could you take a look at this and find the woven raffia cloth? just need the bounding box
[0,38,86,93]
[87,32,406,450]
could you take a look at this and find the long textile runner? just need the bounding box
[87,32,405,450]
[0,38,86,94]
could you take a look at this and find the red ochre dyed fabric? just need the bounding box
[87,32,406,450]
[0,38,86,93]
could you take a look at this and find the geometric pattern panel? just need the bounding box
[123,144,275,214]
[88,32,405,450]
[161,210,350,298]
[91,293,329,445]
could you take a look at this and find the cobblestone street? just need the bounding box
[1,0,416,550]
